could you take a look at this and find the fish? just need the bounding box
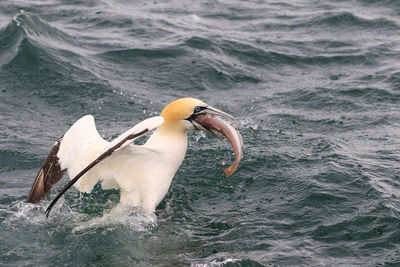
[194,114,243,177]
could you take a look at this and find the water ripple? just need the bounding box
[1,0,400,266]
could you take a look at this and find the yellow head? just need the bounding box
[159,98,207,132]
[159,97,242,177]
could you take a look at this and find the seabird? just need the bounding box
[27,98,243,217]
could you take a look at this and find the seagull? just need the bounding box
[27,98,243,217]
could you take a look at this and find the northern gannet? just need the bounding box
[27,98,243,217]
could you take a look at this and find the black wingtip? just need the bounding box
[45,207,51,218]
[27,138,65,204]
[45,200,55,218]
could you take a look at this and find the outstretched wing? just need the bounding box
[27,115,164,205]
[27,115,105,203]
[27,138,66,203]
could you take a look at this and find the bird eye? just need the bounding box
[194,106,202,113]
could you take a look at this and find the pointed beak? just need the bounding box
[190,106,238,138]
[200,106,237,124]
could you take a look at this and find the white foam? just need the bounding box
[191,14,201,21]
[72,204,157,233]
[3,199,83,228]
[192,258,241,267]
[240,117,259,131]
[3,198,157,235]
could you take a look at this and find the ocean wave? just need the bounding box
[1,13,84,73]
[0,12,118,115]
[184,36,215,51]
[96,39,261,91]
[339,87,400,104]
[384,71,400,90]
[98,46,187,61]
[243,10,399,36]
[71,13,136,30]
[276,88,360,111]
[0,18,25,68]
[13,12,71,42]
[0,149,40,172]
[1,0,400,265]
[357,0,400,6]
[219,39,376,68]
[307,11,399,30]
[1,35,108,101]
[311,204,400,244]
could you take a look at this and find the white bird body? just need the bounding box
[98,130,188,211]
[27,98,243,216]
[56,115,187,211]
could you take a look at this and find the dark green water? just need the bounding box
[1,0,400,266]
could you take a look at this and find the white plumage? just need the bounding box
[27,98,242,215]
[57,115,186,211]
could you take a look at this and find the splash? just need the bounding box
[12,10,24,27]
[72,204,157,233]
[2,198,86,227]
[240,117,259,132]
[192,258,241,267]
[3,200,157,233]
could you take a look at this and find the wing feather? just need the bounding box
[44,116,164,217]
[27,115,164,209]
[27,115,106,203]
[27,138,66,203]
[70,115,164,192]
